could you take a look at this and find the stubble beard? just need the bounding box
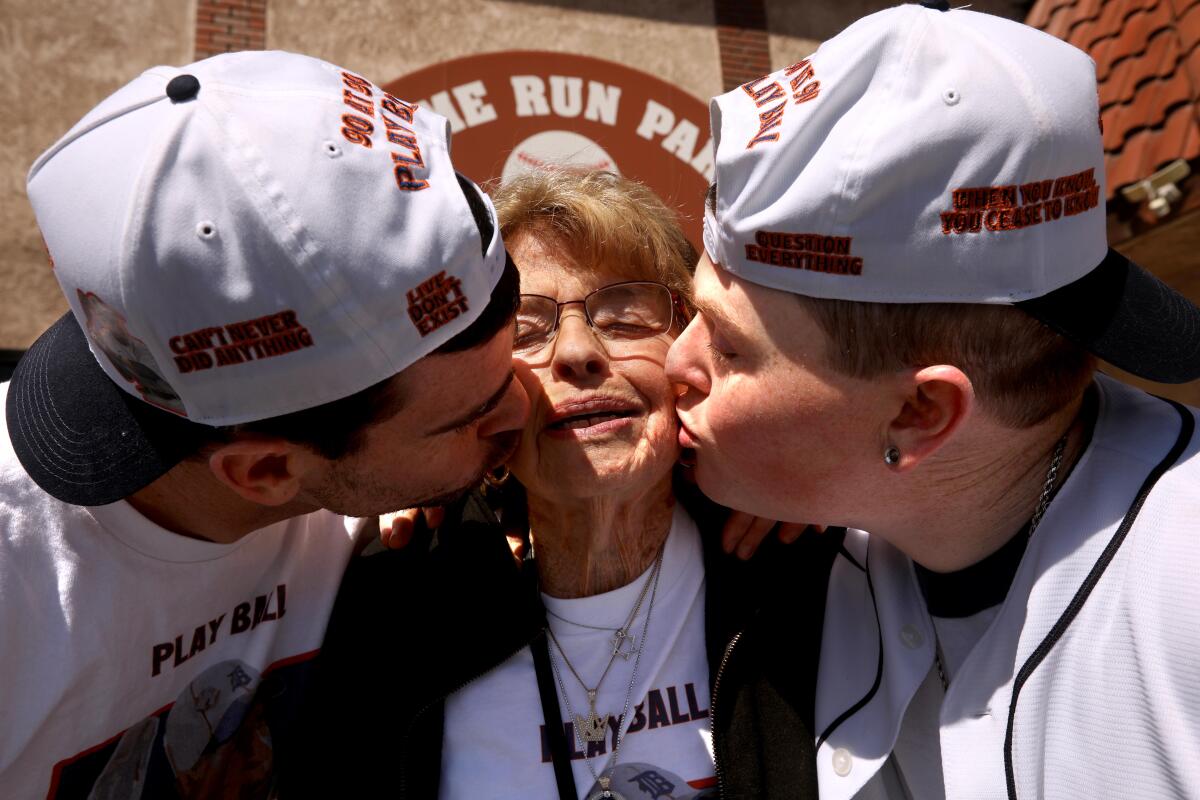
[313,429,522,517]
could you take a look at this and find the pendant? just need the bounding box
[584,789,625,800]
[585,775,627,800]
[611,629,636,660]
[576,690,608,742]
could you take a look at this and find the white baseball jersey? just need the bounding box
[814,374,1200,800]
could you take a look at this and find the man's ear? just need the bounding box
[207,438,318,506]
[885,365,974,471]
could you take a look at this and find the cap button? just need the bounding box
[921,0,951,10]
[166,74,201,103]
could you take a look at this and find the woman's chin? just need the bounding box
[531,452,675,499]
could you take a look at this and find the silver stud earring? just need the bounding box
[883,446,901,466]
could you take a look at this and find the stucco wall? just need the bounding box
[268,0,723,111]
[0,0,195,348]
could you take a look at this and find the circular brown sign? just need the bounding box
[383,51,713,251]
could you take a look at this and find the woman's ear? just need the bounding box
[885,365,974,471]
[207,438,316,506]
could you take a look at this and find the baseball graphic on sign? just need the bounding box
[502,130,620,182]
[383,51,712,253]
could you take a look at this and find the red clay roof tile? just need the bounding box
[1100,27,1176,100]
[1026,0,1070,30]
[1029,0,1200,197]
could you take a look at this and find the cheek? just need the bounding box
[704,365,840,470]
[706,384,792,467]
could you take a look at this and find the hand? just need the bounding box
[379,506,445,549]
[380,507,529,564]
[721,510,823,560]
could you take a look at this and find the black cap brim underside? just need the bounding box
[6,313,210,506]
[1015,248,1200,384]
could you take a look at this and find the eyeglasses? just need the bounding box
[514,281,683,356]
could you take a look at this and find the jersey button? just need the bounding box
[900,624,924,649]
[832,747,853,776]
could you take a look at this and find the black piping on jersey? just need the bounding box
[1003,398,1194,800]
[816,546,884,750]
[839,543,866,572]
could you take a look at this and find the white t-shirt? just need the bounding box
[0,383,360,799]
[441,504,716,799]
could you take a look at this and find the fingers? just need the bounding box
[722,515,823,560]
[423,506,445,530]
[379,508,421,550]
[721,510,756,554]
[721,511,778,559]
[379,506,448,549]
[735,515,776,560]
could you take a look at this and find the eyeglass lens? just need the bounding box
[514,282,674,355]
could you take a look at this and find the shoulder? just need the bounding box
[1091,375,1199,470]
[0,380,84,566]
[1089,377,1200,551]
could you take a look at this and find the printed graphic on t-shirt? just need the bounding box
[590,762,717,798]
[46,654,315,799]
[539,681,710,763]
[440,507,714,799]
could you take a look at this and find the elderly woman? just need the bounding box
[290,170,836,799]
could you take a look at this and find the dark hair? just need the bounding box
[194,175,519,460]
[795,296,1094,428]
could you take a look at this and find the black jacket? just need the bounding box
[285,483,840,798]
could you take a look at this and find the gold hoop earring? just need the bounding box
[483,465,511,488]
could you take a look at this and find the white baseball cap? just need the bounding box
[9,50,511,504]
[704,2,1200,383]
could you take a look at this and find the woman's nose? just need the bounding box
[550,311,607,380]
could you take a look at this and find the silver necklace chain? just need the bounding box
[545,545,665,800]
[934,430,1070,691]
[1026,431,1069,540]
[545,607,624,633]
[544,561,657,659]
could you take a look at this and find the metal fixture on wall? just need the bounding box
[1121,159,1192,219]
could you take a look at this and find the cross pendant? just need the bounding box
[611,629,636,660]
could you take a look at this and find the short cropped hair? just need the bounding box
[796,298,1095,428]
[196,175,520,460]
[491,170,696,305]
[705,185,1094,428]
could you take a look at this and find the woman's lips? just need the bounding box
[543,413,636,439]
[543,396,640,439]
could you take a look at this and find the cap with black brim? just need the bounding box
[6,313,211,506]
[1015,248,1200,385]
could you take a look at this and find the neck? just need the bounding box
[127,462,313,544]
[878,389,1094,572]
[529,475,675,599]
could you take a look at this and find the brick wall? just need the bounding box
[714,0,771,91]
[195,0,267,59]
